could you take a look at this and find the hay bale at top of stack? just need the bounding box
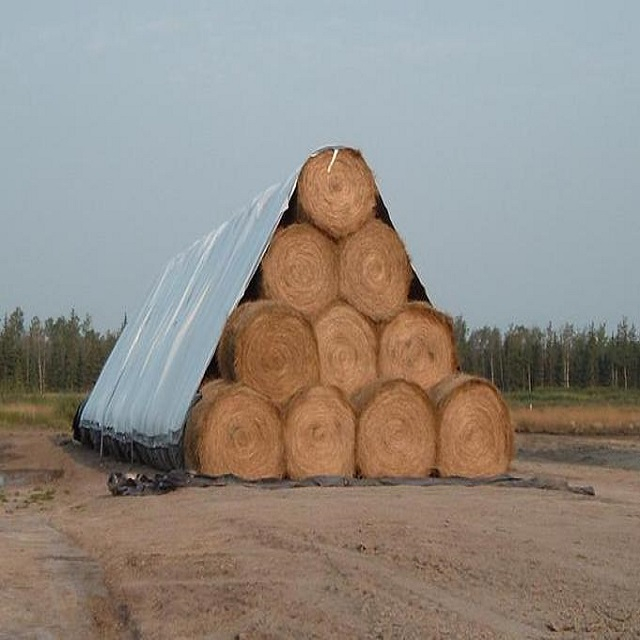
[379,302,458,391]
[296,147,377,239]
[313,301,378,398]
[429,373,514,478]
[216,300,319,406]
[184,381,284,479]
[260,223,338,319]
[354,379,438,478]
[339,219,412,322]
[283,385,356,480]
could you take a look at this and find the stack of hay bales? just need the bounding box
[184,148,514,480]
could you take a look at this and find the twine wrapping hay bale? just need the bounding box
[283,385,356,479]
[379,302,458,391]
[354,379,437,478]
[296,148,377,238]
[190,381,284,479]
[429,374,514,478]
[339,219,411,322]
[261,223,338,318]
[313,302,378,397]
[217,300,319,406]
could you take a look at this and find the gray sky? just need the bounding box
[2,2,638,333]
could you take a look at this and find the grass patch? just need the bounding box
[0,392,85,430]
[506,387,640,407]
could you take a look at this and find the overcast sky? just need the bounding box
[2,2,638,333]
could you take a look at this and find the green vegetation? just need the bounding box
[0,392,85,429]
[0,307,120,394]
[505,387,640,408]
[455,317,640,393]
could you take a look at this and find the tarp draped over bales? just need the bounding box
[80,172,298,450]
[79,148,429,460]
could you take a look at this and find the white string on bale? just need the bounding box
[296,147,377,239]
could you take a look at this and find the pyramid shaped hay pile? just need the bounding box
[183,147,514,479]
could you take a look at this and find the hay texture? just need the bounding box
[261,223,338,318]
[429,374,514,478]
[217,300,319,406]
[354,379,437,478]
[313,302,378,397]
[339,219,411,322]
[183,378,230,469]
[186,381,284,479]
[283,385,356,479]
[379,302,458,391]
[296,148,377,238]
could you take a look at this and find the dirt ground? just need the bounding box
[1,429,640,640]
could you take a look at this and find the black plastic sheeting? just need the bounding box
[75,426,184,471]
[107,470,596,497]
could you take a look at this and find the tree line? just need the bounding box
[0,307,121,394]
[454,317,640,392]
[1,306,639,394]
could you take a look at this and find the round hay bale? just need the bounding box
[283,385,356,479]
[313,302,378,397]
[217,301,320,406]
[183,379,228,470]
[429,374,514,478]
[339,219,411,321]
[354,379,437,478]
[379,302,458,391]
[192,382,284,479]
[261,223,338,318]
[296,147,377,238]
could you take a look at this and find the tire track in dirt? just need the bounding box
[237,522,543,638]
[0,514,139,640]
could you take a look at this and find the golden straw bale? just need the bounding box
[184,379,233,470]
[261,223,338,318]
[191,381,285,479]
[429,374,514,478]
[339,219,411,322]
[313,302,378,397]
[354,379,437,478]
[379,302,458,391]
[296,147,377,238]
[199,378,227,399]
[217,300,320,406]
[283,385,356,479]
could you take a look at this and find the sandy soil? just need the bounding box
[1,429,640,640]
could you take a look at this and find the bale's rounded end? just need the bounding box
[339,220,411,322]
[430,374,514,478]
[284,385,356,479]
[355,379,437,478]
[297,148,377,238]
[379,302,458,391]
[194,382,285,480]
[314,302,378,398]
[261,223,338,319]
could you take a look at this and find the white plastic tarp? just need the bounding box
[80,170,298,447]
